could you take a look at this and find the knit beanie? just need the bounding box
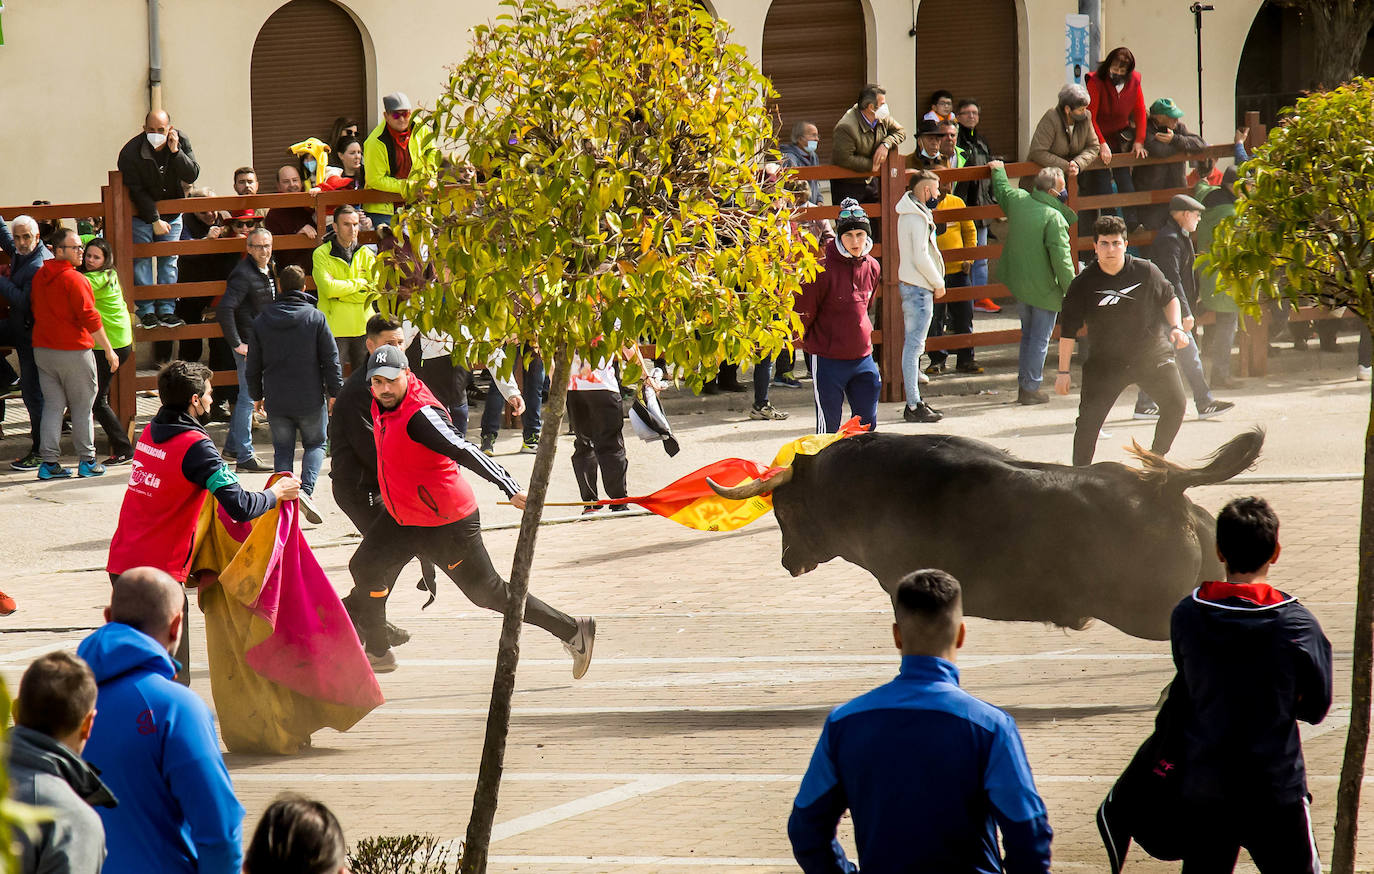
[835,198,871,238]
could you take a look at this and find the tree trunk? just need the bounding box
[459,346,573,874]
[1331,326,1374,874]
[1307,0,1374,89]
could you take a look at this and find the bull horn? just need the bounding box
[707,467,794,501]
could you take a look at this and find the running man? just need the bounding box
[1054,215,1191,465]
[343,345,594,675]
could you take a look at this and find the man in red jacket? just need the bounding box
[30,228,121,480]
[343,345,595,676]
[796,198,882,434]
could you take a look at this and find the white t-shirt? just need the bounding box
[568,355,619,393]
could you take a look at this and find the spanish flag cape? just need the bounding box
[597,417,866,531]
[189,484,383,754]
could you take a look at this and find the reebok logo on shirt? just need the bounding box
[1097,282,1142,306]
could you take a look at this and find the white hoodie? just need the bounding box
[894,191,946,291]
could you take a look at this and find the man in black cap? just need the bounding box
[1054,215,1190,466]
[1133,193,1234,422]
[343,344,595,676]
[362,90,437,228]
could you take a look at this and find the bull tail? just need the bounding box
[1125,427,1264,491]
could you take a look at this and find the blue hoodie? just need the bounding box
[77,623,244,874]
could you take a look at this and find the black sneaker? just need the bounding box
[236,456,271,473]
[159,314,186,328]
[903,402,943,423]
[1017,388,1050,406]
[1198,399,1234,420]
[385,622,411,648]
[954,361,985,375]
[1132,404,1160,420]
[139,312,158,329]
[480,434,496,456]
[924,363,944,376]
[9,452,41,471]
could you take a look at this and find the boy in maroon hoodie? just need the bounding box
[795,198,882,433]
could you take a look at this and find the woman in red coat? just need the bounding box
[1084,46,1147,229]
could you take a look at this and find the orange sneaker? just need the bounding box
[0,589,16,616]
[973,298,1002,313]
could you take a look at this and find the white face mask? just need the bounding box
[874,104,891,121]
[146,132,168,149]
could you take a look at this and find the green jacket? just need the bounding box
[312,238,379,338]
[989,166,1077,312]
[362,120,438,216]
[1194,200,1241,314]
[86,269,133,349]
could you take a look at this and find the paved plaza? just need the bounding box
[1,335,1372,872]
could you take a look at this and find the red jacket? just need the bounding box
[796,238,879,360]
[1086,70,1147,150]
[30,259,103,350]
[374,372,477,526]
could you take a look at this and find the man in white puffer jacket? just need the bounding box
[894,169,948,423]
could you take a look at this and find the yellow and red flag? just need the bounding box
[604,417,866,531]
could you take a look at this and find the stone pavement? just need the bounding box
[1,334,1371,872]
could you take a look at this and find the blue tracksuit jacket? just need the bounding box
[788,655,1053,873]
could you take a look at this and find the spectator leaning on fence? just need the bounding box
[830,84,906,207]
[312,205,379,374]
[954,99,998,308]
[116,110,200,329]
[218,228,277,473]
[362,91,438,227]
[31,228,121,481]
[779,120,823,205]
[987,160,1077,406]
[81,237,135,466]
[894,169,947,424]
[1084,46,1148,229]
[1028,84,1100,185]
[1134,98,1206,230]
[1,214,53,471]
[265,164,319,272]
[8,651,115,874]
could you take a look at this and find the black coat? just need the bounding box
[1150,220,1198,318]
[327,365,377,495]
[246,290,342,417]
[116,131,200,224]
[955,124,994,217]
[218,256,278,348]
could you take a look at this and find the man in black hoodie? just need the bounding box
[248,265,342,522]
[1171,497,1332,872]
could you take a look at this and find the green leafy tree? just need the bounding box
[1205,77,1374,874]
[378,1,816,870]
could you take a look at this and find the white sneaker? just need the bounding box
[1359,365,1371,381]
[563,617,596,680]
[298,492,324,525]
[368,649,397,673]
[917,370,930,385]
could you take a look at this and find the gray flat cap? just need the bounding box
[1170,194,1205,212]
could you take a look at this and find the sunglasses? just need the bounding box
[388,110,411,119]
[229,220,255,229]
[838,205,867,219]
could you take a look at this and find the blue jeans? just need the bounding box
[364,212,392,228]
[269,404,328,495]
[971,225,989,290]
[898,282,934,407]
[810,354,880,433]
[224,350,256,461]
[132,215,183,318]
[1138,331,1214,412]
[481,349,544,440]
[1018,302,1059,392]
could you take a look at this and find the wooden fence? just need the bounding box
[0,109,1350,426]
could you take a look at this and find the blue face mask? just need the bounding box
[1057,188,1070,203]
[804,139,818,155]
[303,158,317,175]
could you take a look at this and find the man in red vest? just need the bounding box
[107,360,300,684]
[344,345,595,676]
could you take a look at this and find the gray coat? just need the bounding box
[7,725,116,874]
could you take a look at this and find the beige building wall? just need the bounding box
[0,0,1269,209]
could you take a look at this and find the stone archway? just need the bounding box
[761,0,867,159]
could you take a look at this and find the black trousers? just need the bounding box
[94,345,134,457]
[1181,798,1321,873]
[1073,354,1187,466]
[345,510,577,655]
[417,355,472,435]
[567,390,627,503]
[927,272,974,366]
[332,479,436,592]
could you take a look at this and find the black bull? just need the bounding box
[710,429,1264,640]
